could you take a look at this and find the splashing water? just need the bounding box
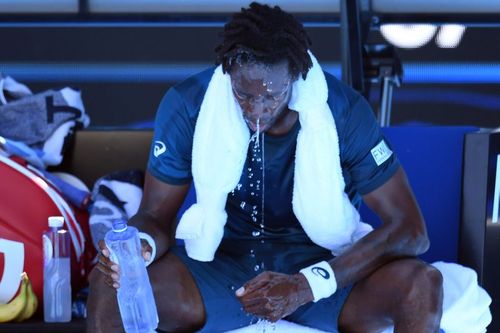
[256,318,273,333]
[249,118,261,147]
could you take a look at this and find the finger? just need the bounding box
[243,300,270,316]
[140,239,153,253]
[96,261,114,278]
[98,239,108,254]
[239,295,267,310]
[97,253,120,273]
[237,274,270,297]
[143,251,152,262]
[98,240,111,259]
[97,263,121,289]
[103,275,120,288]
[267,312,282,323]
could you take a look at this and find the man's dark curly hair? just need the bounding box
[215,2,313,80]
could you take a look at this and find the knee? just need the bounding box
[157,293,206,332]
[86,268,123,332]
[400,261,443,308]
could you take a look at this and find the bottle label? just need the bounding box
[42,234,53,265]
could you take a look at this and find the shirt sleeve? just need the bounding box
[147,87,194,185]
[340,95,400,195]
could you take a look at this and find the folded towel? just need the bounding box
[41,120,75,166]
[434,261,492,333]
[89,170,143,251]
[227,319,327,333]
[0,84,89,147]
[0,74,32,105]
[176,52,371,262]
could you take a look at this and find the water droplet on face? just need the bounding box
[252,230,261,237]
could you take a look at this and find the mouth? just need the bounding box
[246,119,269,132]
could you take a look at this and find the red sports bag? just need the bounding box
[0,154,95,305]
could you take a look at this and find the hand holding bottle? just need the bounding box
[96,238,153,289]
[103,220,159,333]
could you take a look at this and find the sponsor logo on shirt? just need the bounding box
[371,140,393,166]
[153,140,166,157]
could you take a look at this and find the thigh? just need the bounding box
[285,285,353,333]
[338,258,439,333]
[269,243,352,333]
[171,245,262,332]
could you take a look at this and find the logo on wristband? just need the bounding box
[311,267,330,279]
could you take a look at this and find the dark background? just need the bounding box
[0,24,499,129]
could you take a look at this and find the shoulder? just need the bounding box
[324,71,365,116]
[324,71,375,133]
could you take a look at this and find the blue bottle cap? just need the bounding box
[112,220,128,232]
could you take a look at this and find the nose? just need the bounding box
[244,99,269,117]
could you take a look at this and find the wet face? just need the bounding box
[229,60,294,133]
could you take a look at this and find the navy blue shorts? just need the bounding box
[171,238,352,332]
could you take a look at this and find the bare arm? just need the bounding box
[128,171,191,259]
[330,166,429,288]
[237,166,430,321]
[96,170,190,288]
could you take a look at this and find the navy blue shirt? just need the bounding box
[148,67,400,241]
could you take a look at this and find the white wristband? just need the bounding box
[138,232,156,267]
[299,261,337,302]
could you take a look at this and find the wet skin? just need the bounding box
[87,59,443,332]
[229,60,298,136]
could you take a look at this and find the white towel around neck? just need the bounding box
[176,52,371,261]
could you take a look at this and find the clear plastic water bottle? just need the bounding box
[43,216,72,322]
[105,220,159,333]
